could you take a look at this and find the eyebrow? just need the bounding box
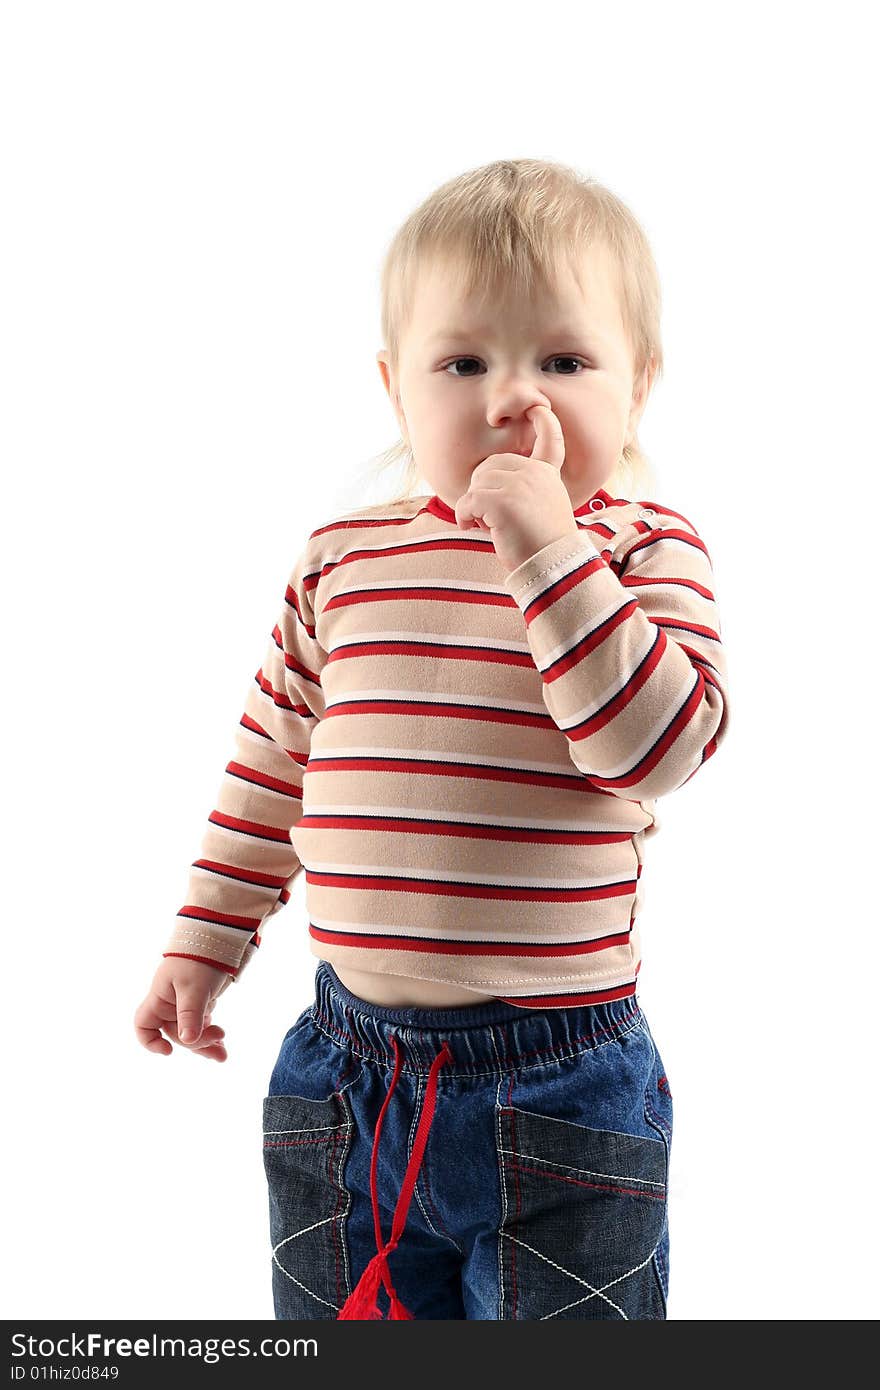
[428,325,602,343]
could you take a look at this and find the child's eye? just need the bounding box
[443,357,482,377]
[443,356,587,377]
[546,356,588,375]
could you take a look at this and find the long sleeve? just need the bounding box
[502,512,730,801]
[163,540,327,988]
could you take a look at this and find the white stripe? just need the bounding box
[327,529,493,561]
[309,913,631,948]
[324,685,541,710]
[330,630,533,652]
[306,745,575,774]
[301,803,626,831]
[304,861,630,890]
[331,577,512,595]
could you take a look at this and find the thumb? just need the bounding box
[175,993,207,1043]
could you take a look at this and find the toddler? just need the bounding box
[134,158,730,1320]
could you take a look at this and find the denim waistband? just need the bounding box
[310,961,646,1078]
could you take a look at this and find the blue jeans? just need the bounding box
[263,962,673,1320]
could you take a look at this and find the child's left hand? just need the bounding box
[454,404,580,575]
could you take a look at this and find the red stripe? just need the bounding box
[496,980,637,1007]
[310,507,434,538]
[322,697,552,730]
[297,814,630,846]
[256,668,316,713]
[272,624,321,682]
[207,811,295,843]
[308,925,631,956]
[304,754,610,794]
[318,536,491,583]
[677,641,724,668]
[188,859,289,890]
[282,584,315,635]
[225,761,303,796]
[304,871,635,902]
[624,526,708,561]
[163,953,238,975]
[323,584,514,614]
[177,904,261,929]
[327,640,534,666]
[239,713,309,766]
[623,572,716,602]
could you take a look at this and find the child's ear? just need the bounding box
[376,350,393,399]
[376,351,409,443]
[626,357,656,445]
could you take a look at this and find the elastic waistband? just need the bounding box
[310,962,646,1078]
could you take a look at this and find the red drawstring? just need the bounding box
[337,1035,453,1320]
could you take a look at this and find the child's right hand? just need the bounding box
[134,957,233,1061]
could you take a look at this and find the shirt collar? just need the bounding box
[425,485,615,524]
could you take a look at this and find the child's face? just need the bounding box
[377,243,655,512]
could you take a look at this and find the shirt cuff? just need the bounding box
[502,530,604,607]
[164,920,256,973]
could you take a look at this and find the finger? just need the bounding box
[456,464,508,530]
[166,1021,228,1061]
[455,491,479,530]
[134,1000,175,1051]
[175,991,209,1043]
[455,488,490,531]
[190,1032,228,1061]
[455,485,503,533]
[163,1019,225,1047]
[135,1023,173,1056]
[527,403,565,469]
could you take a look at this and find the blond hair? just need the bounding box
[352,158,663,513]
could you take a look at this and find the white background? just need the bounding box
[3,0,877,1322]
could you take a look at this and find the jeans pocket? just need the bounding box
[495,1102,668,1320]
[262,1091,354,1319]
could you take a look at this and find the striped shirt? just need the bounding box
[164,485,730,1008]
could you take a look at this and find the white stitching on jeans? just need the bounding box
[497,1147,665,1189]
[503,1103,664,1147]
[271,1216,344,1312]
[543,1247,660,1320]
[263,1123,352,1135]
[490,1031,510,1321]
[331,1086,354,1299]
[502,1231,628,1318]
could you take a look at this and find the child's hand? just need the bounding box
[454,404,580,575]
[134,958,233,1061]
